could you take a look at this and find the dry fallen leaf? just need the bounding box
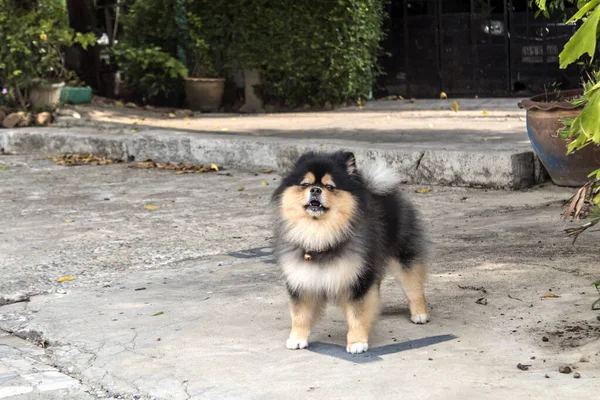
[237,187,245,191]
[440,92,448,99]
[48,154,122,166]
[57,276,74,282]
[221,128,229,132]
[541,293,560,298]
[152,311,164,316]
[263,169,273,174]
[130,159,222,174]
[64,219,74,223]
[0,165,8,171]
[184,117,190,121]
[168,113,175,118]
[261,181,269,186]
[144,205,159,211]
[451,101,459,112]
[482,110,489,115]
[415,188,431,194]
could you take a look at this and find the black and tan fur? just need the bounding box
[272,151,429,354]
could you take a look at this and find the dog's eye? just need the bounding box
[301,183,311,189]
[325,184,335,191]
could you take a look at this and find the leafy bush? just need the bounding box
[0,0,96,108]
[192,0,386,106]
[116,0,190,104]
[120,0,181,58]
[112,44,188,105]
[187,12,218,78]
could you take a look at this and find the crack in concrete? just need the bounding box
[414,151,426,172]
[183,380,191,400]
[0,292,37,307]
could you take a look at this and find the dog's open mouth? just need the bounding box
[306,199,326,213]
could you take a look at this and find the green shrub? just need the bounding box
[192,0,386,106]
[120,0,181,58]
[187,12,218,78]
[112,44,188,105]
[117,0,196,104]
[0,0,96,108]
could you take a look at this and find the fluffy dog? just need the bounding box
[272,151,429,354]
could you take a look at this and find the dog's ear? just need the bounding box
[338,151,357,175]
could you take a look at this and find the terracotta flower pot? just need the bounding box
[185,78,225,112]
[29,82,65,109]
[519,89,600,187]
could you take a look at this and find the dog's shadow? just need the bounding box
[307,334,457,364]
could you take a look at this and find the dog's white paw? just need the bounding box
[346,342,369,354]
[286,338,309,350]
[411,313,429,324]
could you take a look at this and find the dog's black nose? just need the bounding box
[310,187,322,195]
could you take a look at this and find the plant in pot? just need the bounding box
[524,0,600,236]
[184,12,225,112]
[0,0,96,110]
[519,1,600,187]
[526,1,600,317]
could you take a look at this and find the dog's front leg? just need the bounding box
[344,285,381,354]
[286,296,324,350]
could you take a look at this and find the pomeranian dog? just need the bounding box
[271,151,429,354]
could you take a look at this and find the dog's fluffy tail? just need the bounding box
[360,162,402,195]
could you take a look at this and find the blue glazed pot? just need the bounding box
[520,89,600,187]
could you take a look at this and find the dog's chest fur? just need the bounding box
[280,251,363,298]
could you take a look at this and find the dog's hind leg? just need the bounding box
[343,285,381,354]
[286,296,325,350]
[389,259,429,324]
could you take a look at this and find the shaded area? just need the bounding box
[308,334,457,364]
[229,247,276,264]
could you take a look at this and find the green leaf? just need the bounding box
[587,168,600,178]
[559,5,600,68]
[566,89,600,153]
[566,0,600,23]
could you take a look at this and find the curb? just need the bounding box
[0,127,545,189]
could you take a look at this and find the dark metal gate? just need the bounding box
[378,0,581,98]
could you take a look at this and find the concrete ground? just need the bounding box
[1,97,544,191]
[1,154,599,399]
[57,98,529,152]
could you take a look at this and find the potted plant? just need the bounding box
[519,1,600,187]
[519,88,600,186]
[184,12,225,112]
[0,0,95,110]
